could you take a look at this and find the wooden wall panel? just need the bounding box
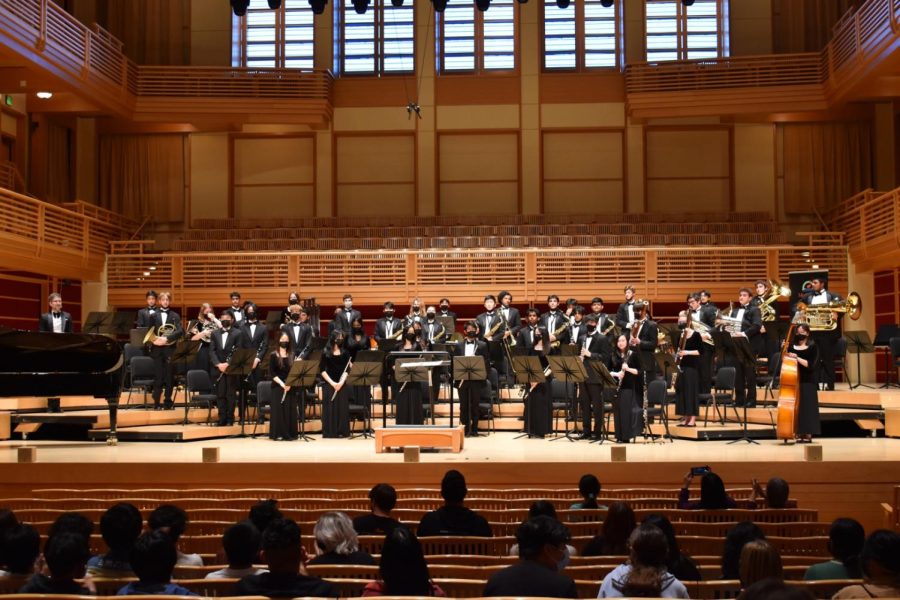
[542,130,625,213]
[438,132,520,215]
[873,269,900,383]
[231,135,316,219]
[335,134,416,216]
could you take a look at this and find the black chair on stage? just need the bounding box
[646,378,672,440]
[477,371,500,433]
[826,337,848,391]
[757,352,781,405]
[125,355,156,408]
[122,342,143,389]
[253,380,272,436]
[550,379,577,436]
[185,369,217,424]
[891,337,900,388]
[699,366,738,426]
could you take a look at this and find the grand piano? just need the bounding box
[0,328,125,445]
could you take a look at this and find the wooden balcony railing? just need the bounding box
[105,242,849,308]
[0,161,27,194]
[827,186,900,270]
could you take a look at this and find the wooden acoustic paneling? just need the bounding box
[437,132,520,216]
[335,134,416,217]
[541,129,625,214]
[231,135,316,219]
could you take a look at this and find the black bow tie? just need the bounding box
[292,323,300,327]
[52,313,61,318]
[159,308,169,313]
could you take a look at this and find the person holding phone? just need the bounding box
[678,469,737,510]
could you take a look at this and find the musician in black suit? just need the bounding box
[240,304,268,395]
[225,291,244,325]
[148,292,183,410]
[517,309,548,360]
[688,293,715,396]
[589,297,617,339]
[628,301,658,402]
[577,314,613,440]
[801,277,840,391]
[750,280,779,358]
[540,295,570,353]
[568,306,587,348]
[373,302,404,405]
[135,290,157,328]
[39,293,73,334]
[210,310,247,426]
[438,298,457,323]
[332,294,361,334]
[281,306,312,359]
[475,295,503,343]
[700,289,717,312]
[455,321,490,437]
[517,309,552,437]
[729,288,763,407]
[498,291,521,340]
[615,285,638,331]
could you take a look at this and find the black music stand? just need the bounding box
[453,356,487,435]
[588,360,617,444]
[347,360,382,438]
[512,355,546,439]
[844,331,875,390]
[172,340,201,424]
[547,355,587,442]
[224,348,257,437]
[84,312,113,335]
[873,324,900,389]
[436,316,455,336]
[285,358,320,441]
[395,358,433,425]
[265,311,284,331]
[655,352,677,387]
[433,343,456,416]
[725,334,758,445]
[110,312,136,337]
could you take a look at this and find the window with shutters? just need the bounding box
[543,0,621,70]
[340,0,415,74]
[233,0,315,69]
[439,0,517,73]
[645,0,728,63]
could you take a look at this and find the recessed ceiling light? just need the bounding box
[36,91,53,99]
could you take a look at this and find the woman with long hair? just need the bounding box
[679,470,737,510]
[739,539,783,589]
[393,325,427,425]
[582,501,635,557]
[598,523,689,598]
[642,514,701,581]
[611,334,642,443]
[721,521,766,580]
[320,331,351,438]
[787,323,820,442]
[804,518,865,580]
[269,332,297,441]
[363,526,445,597]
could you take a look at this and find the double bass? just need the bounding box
[775,312,804,442]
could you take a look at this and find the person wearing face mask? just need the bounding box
[148,292,183,410]
[320,330,352,438]
[786,323,820,442]
[375,302,402,406]
[437,298,457,329]
[346,317,373,429]
[240,303,268,398]
[674,310,702,428]
[455,322,490,437]
[281,291,301,325]
[331,294,360,334]
[281,306,312,359]
[392,326,427,425]
[210,309,247,426]
[516,309,552,438]
[578,314,613,440]
[269,332,298,441]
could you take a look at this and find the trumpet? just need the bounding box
[144,323,177,346]
[796,292,862,331]
[759,279,791,322]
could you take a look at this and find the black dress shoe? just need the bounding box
[576,433,591,440]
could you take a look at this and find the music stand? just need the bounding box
[171,340,201,424]
[453,356,488,435]
[655,352,677,388]
[587,360,617,444]
[512,355,546,439]
[224,348,257,436]
[130,327,149,348]
[547,355,587,442]
[844,331,875,390]
[725,334,759,445]
[395,358,433,425]
[873,324,900,389]
[378,339,401,353]
[110,312,136,337]
[346,361,382,438]
[84,311,113,335]
[436,316,455,336]
[265,311,284,331]
[285,358,321,442]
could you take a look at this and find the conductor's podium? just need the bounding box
[375,425,465,453]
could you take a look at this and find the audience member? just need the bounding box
[148,504,203,566]
[750,477,796,509]
[803,518,864,581]
[832,529,900,599]
[248,499,283,535]
[116,530,196,596]
[1,523,40,578]
[87,502,143,577]
[642,514,701,581]
[416,470,493,537]
[679,470,737,509]
[510,501,577,558]
[236,518,338,598]
[20,533,92,595]
[47,512,95,543]
[582,501,635,557]
[739,539,783,589]
[484,516,577,598]
[363,526,445,597]
[722,521,766,580]
[0,508,17,540]
[570,474,605,509]
[598,523,689,598]
[736,579,815,600]
[206,521,267,579]
[353,484,401,536]
[309,511,375,565]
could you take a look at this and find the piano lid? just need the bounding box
[0,327,123,375]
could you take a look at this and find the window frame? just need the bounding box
[338,0,417,76]
[540,0,624,72]
[232,0,316,69]
[643,0,729,63]
[437,0,520,75]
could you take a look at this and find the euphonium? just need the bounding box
[797,292,862,331]
[688,318,716,346]
[144,323,177,346]
[715,302,743,335]
[759,280,791,322]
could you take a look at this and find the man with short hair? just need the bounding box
[248,499,283,535]
[578,313,613,441]
[206,521,267,579]
[615,286,638,331]
[148,504,203,566]
[541,295,570,352]
[136,290,158,328]
[226,291,244,323]
[353,483,401,536]
[116,530,196,596]
[416,470,493,537]
[332,294,361,334]
[39,293,73,334]
[729,287,762,407]
[2,523,41,579]
[20,532,92,595]
[235,518,338,598]
[210,309,248,426]
[148,292,183,410]
[87,502,143,577]
[455,322,491,437]
[802,277,841,391]
[483,516,577,598]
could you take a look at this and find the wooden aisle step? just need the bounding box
[13,408,217,430]
[88,423,270,442]
[0,396,109,412]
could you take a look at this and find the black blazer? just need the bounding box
[241,321,269,360]
[209,327,247,368]
[281,322,312,357]
[698,304,718,328]
[615,301,637,331]
[136,307,156,328]
[147,310,183,343]
[454,338,490,377]
[580,331,613,373]
[633,318,658,371]
[540,311,570,345]
[517,325,549,356]
[730,305,762,338]
[332,308,361,333]
[476,311,504,340]
[591,312,616,336]
[499,306,522,337]
[374,317,404,341]
[225,306,244,323]
[39,311,73,333]
[569,322,587,347]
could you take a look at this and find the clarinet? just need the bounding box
[617,350,632,392]
[328,353,352,403]
[215,341,237,385]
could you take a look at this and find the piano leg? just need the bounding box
[106,395,119,446]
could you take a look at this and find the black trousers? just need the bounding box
[698,343,714,395]
[812,331,837,390]
[215,373,241,425]
[151,345,176,406]
[729,357,757,407]
[579,382,604,436]
[459,380,485,434]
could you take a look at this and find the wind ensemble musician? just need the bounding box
[225,291,244,324]
[188,303,220,372]
[801,277,840,391]
[210,309,246,426]
[148,292,183,410]
[374,301,403,404]
[240,304,268,393]
[269,332,298,440]
[497,291,521,385]
[393,325,427,425]
[610,333,642,443]
[728,288,762,408]
[455,321,490,437]
[346,316,373,420]
[437,298,457,323]
[516,308,552,438]
[541,295,570,353]
[687,293,715,396]
[280,291,301,325]
[628,300,658,398]
[320,331,352,438]
[577,313,613,440]
[281,305,312,359]
[674,309,702,427]
[615,286,638,332]
[333,294,362,334]
[136,290,158,328]
[588,297,616,336]
[786,322,820,442]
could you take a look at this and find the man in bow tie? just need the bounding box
[800,277,841,391]
[39,293,73,334]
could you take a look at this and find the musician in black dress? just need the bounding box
[393,325,427,425]
[346,317,372,420]
[136,290,158,328]
[787,323,820,442]
[578,314,613,440]
[269,332,298,441]
[320,331,351,438]
[611,334,642,443]
[674,311,702,427]
[210,310,246,425]
[456,321,490,437]
[148,292,183,410]
[517,308,551,438]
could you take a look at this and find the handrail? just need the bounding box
[826,186,900,262]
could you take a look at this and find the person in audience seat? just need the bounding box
[750,477,796,509]
[20,533,93,595]
[363,526,445,597]
[679,470,737,510]
[582,501,635,557]
[87,503,143,577]
[416,470,493,537]
[803,517,864,581]
[736,579,815,600]
[739,539,783,589]
[484,516,577,598]
[641,514,701,582]
[509,502,577,559]
[570,474,606,509]
[148,504,203,566]
[309,512,375,565]
[598,523,689,598]
[235,518,339,598]
[1,523,40,582]
[354,483,401,536]
[248,499,283,535]
[722,521,766,580]
[48,512,95,545]
[116,530,196,596]
[206,521,267,579]
[832,529,900,599]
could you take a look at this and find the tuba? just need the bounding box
[144,323,177,346]
[796,292,862,331]
[759,280,791,322]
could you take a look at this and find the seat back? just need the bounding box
[647,378,667,406]
[186,369,213,393]
[714,366,736,390]
[256,380,272,406]
[123,342,143,365]
[130,356,156,380]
